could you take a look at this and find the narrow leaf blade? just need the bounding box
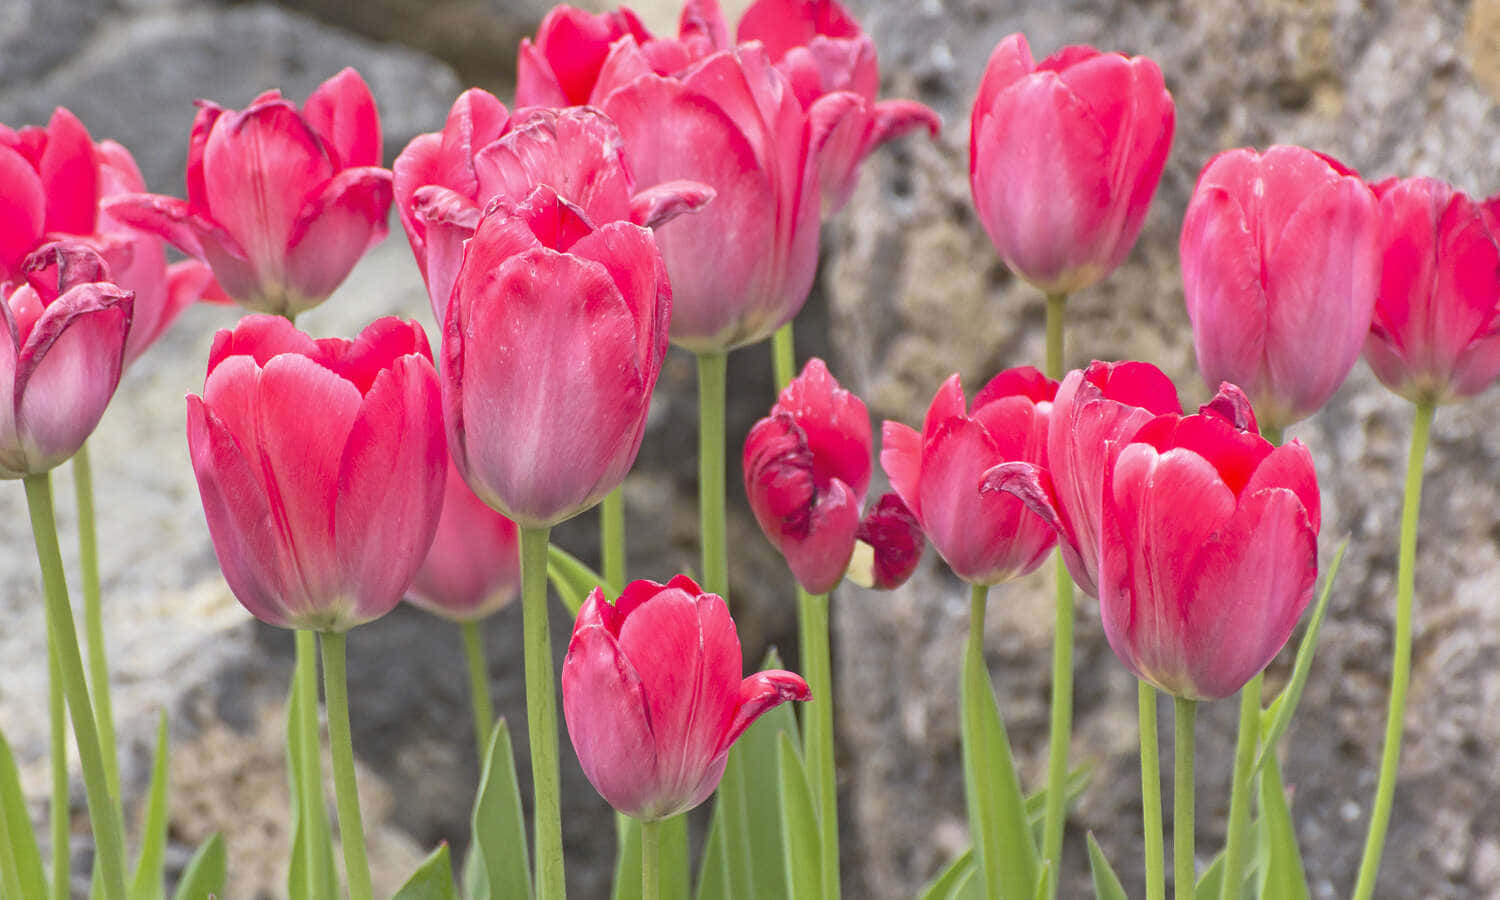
[171,834,226,900]
[776,733,822,900]
[916,849,975,900]
[0,728,46,900]
[1085,833,1127,900]
[960,636,1038,900]
[466,719,533,900]
[1256,753,1310,900]
[546,545,619,618]
[128,712,170,900]
[393,843,458,900]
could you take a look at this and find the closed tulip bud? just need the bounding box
[407,456,521,623]
[969,33,1173,295]
[1364,176,1500,405]
[1182,145,1380,430]
[744,358,871,594]
[186,314,445,632]
[0,243,133,478]
[562,576,810,820]
[881,366,1058,585]
[442,185,670,528]
[847,493,924,590]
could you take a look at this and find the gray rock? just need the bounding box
[0,0,109,91]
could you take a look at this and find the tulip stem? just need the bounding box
[293,629,334,899]
[73,444,122,810]
[48,637,68,900]
[697,352,729,598]
[461,622,495,760]
[772,322,797,392]
[521,525,566,900]
[1040,290,1072,900]
[1352,400,1434,900]
[1044,292,1067,380]
[1218,673,1262,900]
[798,588,840,899]
[1173,697,1197,900]
[641,818,661,900]
[23,472,127,900]
[1139,681,1165,900]
[601,487,627,590]
[319,631,372,900]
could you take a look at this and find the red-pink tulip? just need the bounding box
[0,243,133,478]
[516,6,654,108]
[848,492,925,590]
[1098,391,1320,700]
[881,367,1057,585]
[1182,146,1380,430]
[442,185,670,528]
[186,314,445,632]
[969,33,1173,294]
[107,68,392,317]
[744,358,871,594]
[1364,176,1500,405]
[408,456,521,623]
[562,575,810,820]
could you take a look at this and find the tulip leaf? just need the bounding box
[0,727,46,900]
[614,813,690,900]
[1254,753,1309,900]
[546,544,620,618]
[1255,537,1348,776]
[393,843,457,900]
[1195,850,1224,897]
[960,633,1038,900]
[1085,833,1127,900]
[695,804,730,900]
[776,733,822,900]
[464,718,532,900]
[128,712,171,900]
[171,833,225,900]
[285,674,337,900]
[916,848,975,900]
[1033,863,1052,900]
[1025,765,1092,844]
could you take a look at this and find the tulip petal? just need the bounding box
[629,179,716,229]
[302,68,382,169]
[782,477,861,593]
[282,166,393,305]
[562,624,661,818]
[100,193,216,261]
[38,108,99,236]
[720,668,812,752]
[0,145,47,278]
[878,420,921,516]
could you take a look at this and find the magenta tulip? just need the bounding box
[442,185,670,528]
[848,492,925,590]
[1182,145,1380,430]
[881,367,1057,585]
[516,5,653,108]
[1364,176,1500,405]
[0,243,133,478]
[969,33,1173,294]
[107,68,392,317]
[744,358,871,593]
[562,575,810,820]
[408,456,521,623]
[186,314,445,632]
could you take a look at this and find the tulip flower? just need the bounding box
[1364,176,1500,405]
[186,314,445,632]
[562,575,811,821]
[408,456,521,623]
[1098,388,1320,700]
[107,68,392,317]
[441,184,670,528]
[516,5,654,108]
[0,243,133,478]
[881,366,1057,585]
[1182,145,1381,430]
[744,358,871,593]
[969,33,1174,295]
[847,492,924,590]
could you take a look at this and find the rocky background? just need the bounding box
[3,0,1500,897]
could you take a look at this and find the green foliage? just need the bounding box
[776,733,822,899]
[463,719,532,900]
[0,728,46,900]
[394,844,458,900]
[545,545,619,618]
[128,713,170,900]
[960,635,1038,900]
[171,835,226,900]
[1085,834,1127,900]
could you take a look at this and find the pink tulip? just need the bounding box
[516,6,654,108]
[848,492,925,590]
[1182,145,1380,430]
[969,33,1174,295]
[744,358,871,594]
[562,575,810,820]
[1098,388,1320,700]
[408,456,521,623]
[442,185,670,528]
[186,314,445,632]
[393,98,710,322]
[107,68,392,317]
[881,367,1058,585]
[0,243,133,478]
[1364,176,1500,405]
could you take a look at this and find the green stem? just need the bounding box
[48,636,68,900]
[697,352,729,598]
[1044,292,1067,380]
[24,473,127,900]
[967,582,1007,900]
[641,818,661,900]
[461,621,496,761]
[601,487,627,590]
[772,321,797,393]
[1041,554,1073,898]
[1173,697,1197,900]
[797,588,840,899]
[319,631,372,900]
[1218,674,1262,900]
[1352,400,1434,900]
[1139,681,1165,900]
[73,444,120,809]
[521,526,565,900]
[970,584,987,661]
[293,629,333,898]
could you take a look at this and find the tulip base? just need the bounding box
[1173,697,1197,900]
[1139,681,1165,900]
[319,630,372,900]
[521,526,566,900]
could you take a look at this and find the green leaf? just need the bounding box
[776,733,822,900]
[694,804,730,900]
[171,834,225,900]
[614,814,689,900]
[465,719,532,900]
[960,636,1038,900]
[393,843,457,900]
[546,545,619,618]
[128,713,170,900]
[1032,863,1051,900]
[916,849,975,900]
[284,673,336,900]
[1256,538,1348,775]
[1085,833,1127,900]
[1255,753,1309,900]
[1195,849,1224,898]
[0,728,46,900]
[1024,766,1092,843]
